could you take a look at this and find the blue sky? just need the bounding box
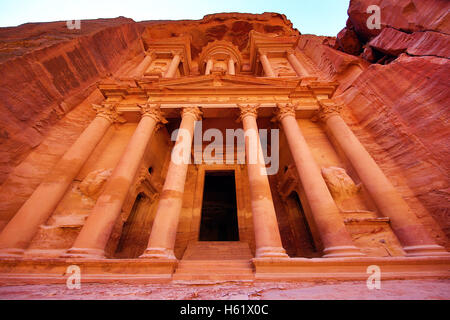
[0,0,349,36]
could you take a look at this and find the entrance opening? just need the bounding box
[199,171,239,241]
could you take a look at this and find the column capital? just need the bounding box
[238,104,260,121]
[181,106,202,121]
[317,99,342,122]
[275,103,297,121]
[171,50,184,62]
[138,103,168,127]
[286,48,296,56]
[92,103,124,124]
[258,48,269,56]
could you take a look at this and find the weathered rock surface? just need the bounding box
[140,12,298,60]
[334,0,450,62]
[0,280,449,300]
[0,18,143,185]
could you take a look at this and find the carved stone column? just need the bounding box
[276,103,362,258]
[131,52,153,78]
[64,104,166,259]
[259,50,276,78]
[205,59,213,75]
[318,100,448,256]
[238,104,288,258]
[0,103,121,257]
[140,107,202,259]
[228,58,236,75]
[287,49,310,77]
[164,51,182,78]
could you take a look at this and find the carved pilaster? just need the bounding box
[237,104,260,121]
[317,99,342,122]
[275,103,296,122]
[138,103,168,129]
[92,103,124,124]
[181,106,203,121]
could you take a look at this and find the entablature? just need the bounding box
[98,74,337,122]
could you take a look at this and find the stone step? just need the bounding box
[173,259,255,281]
[181,241,254,260]
[175,263,253,274]
[178,260,252,267]
[172,273,255,281]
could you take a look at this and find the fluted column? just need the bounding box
[64,104,166,259]
[228,58,236,75]
[318,100,448,257]
[0,103,120,257]
[287,49,310,77]
[238,104,288,258]
[130,52,153,78]
[205,59,213,75]
[259,50,276,78]
[164,52,182,78]
[276,103,362,258]
[140,107,202,259]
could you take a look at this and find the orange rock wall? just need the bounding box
[0,18,144,185]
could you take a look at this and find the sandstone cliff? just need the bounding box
[0,17,143,185]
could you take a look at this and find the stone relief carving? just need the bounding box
[321,166,361,201]
[79,168,113,198]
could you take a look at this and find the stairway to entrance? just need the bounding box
[173,242,255,281]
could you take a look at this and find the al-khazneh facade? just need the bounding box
[0,14,448,283]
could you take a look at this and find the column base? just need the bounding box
[0,248,25,258]
[404,244,449,257]
[323,245,364,258]
[139,247,176,260]
[61,247,106,259]
[255,247,289,258]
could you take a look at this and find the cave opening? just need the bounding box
[199,171,239,241]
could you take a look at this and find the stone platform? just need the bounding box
[0,255,448,285]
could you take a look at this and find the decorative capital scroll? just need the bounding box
[181,106,203,121]
[92,103,125,124]
[139,103,168,128]
[237,104,260,122]
[317,99,342,122]
[275,103,296,122]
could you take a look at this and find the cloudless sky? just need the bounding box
[0,0,349,36]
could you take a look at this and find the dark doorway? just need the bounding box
[199,171,239,241]
[114,193,155,259]
[291,192,317,254]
